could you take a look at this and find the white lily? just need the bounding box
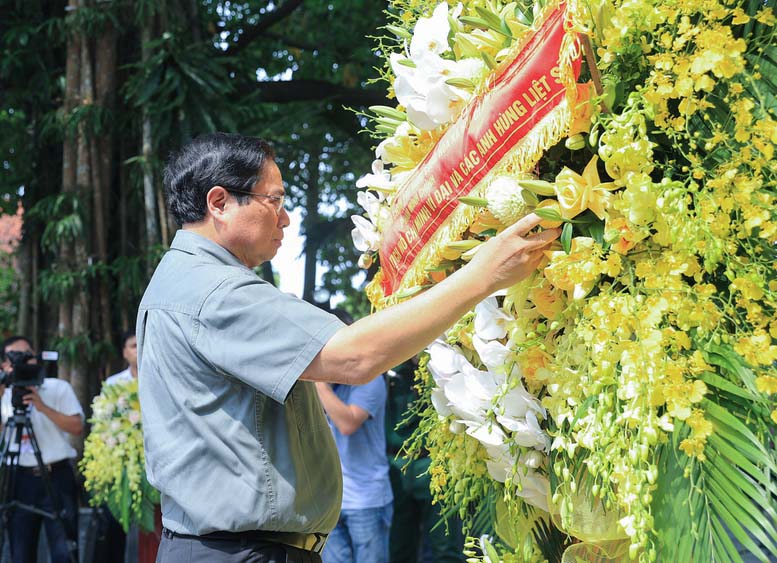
[350,214,381,252]
[474,296,514,340]
[409,2,451,60]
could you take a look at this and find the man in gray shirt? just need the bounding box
[138,133,558,563]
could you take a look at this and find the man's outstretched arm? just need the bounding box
[301,214,558,385]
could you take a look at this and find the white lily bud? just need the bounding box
[358,253,374,269]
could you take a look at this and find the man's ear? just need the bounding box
[206,186,230,216]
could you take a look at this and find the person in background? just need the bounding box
[316,309,393,563]
[105,330,137,386]
[0,336,83,563]
[386,359,465,563]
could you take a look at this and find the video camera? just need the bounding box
[1,350,58,410]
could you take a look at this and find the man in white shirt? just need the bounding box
[0,336,83,563]
[105,330,137,386]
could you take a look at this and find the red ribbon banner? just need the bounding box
[379,3,581,297]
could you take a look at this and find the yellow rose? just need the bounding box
[554,156,617,220]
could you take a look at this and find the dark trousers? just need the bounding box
[389,460,465,563]
[92,505,126,563]
[8,460,79,563]
[157,532,322,563]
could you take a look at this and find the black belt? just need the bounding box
[162,527,329,554]
[16,459,70,477]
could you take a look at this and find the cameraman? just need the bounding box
[0,336,83,563]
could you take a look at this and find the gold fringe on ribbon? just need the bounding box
[368,0,582,310]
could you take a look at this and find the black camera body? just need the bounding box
[1,351,51,411]
[1,351,45,388]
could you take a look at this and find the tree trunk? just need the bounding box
[16,234,32,338]
[118,134,130,331]
[70,32,94,413]
[302,149,321,303]
[92,17,117,366]
[141,24,159,272]
[58,0,81,381]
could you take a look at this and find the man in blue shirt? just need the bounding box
[316,310,393,563]
[138,133,558,563]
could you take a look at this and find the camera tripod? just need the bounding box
[0,403,78,563]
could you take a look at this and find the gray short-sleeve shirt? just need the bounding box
[137,230,344,536]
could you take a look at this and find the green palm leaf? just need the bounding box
[653,345,777,563]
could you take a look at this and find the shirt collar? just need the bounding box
[169,230,250,270]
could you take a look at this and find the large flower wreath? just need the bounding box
[80,378,159,532]
[353,0,776,561]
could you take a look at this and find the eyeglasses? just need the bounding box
[228,189,286,213]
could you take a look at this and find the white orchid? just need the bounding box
[391,54,439,130]
[351,214,381,252]
[513,467,550,512]
[391,49,485,131]
[474,296,514,340]
[355,188,394,234]
[484,444,550,511]
[466,423,508,447]
[496,383,546,431]
[356,160,394,192]
[427,339,468,384]
[471,334,509,372]
[442,365,500,422]
[409,2,451,60]
[431,387,454,417]
[498,409,549,450]
[425,80,469,126]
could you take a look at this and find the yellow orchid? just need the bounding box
[543,237,601,300]
[554,156,617,220]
